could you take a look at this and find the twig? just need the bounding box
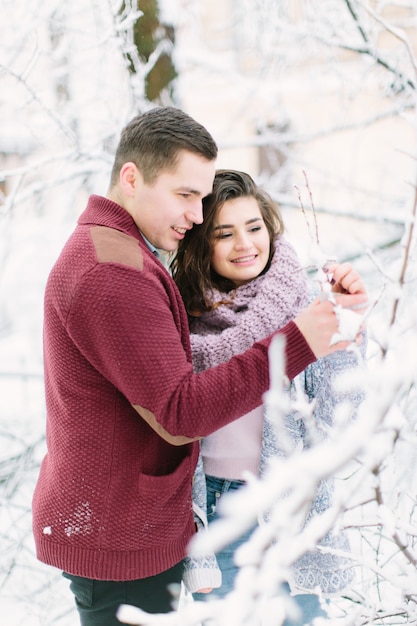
[302,169,320,246]
[390,181,417,327]
[342,0,416,91]
[294,170,320,247]
[0,65,79,146]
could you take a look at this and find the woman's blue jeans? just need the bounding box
[193,475,326,625]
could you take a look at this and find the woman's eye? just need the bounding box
[213,231,232,240]
[249,226,261,233]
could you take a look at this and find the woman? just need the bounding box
[171,170,365,624]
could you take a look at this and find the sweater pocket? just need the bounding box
[135,453,193,549]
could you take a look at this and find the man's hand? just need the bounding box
[294,292,368,358]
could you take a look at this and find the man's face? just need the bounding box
[131,150,216,252]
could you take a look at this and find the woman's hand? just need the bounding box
[324,262,367,296]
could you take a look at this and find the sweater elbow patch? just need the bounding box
[133,404,200,446]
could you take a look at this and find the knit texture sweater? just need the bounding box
[32,196,315,582]
[193,237,309,481]
[183,237,363,595]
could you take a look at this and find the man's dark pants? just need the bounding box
[63,561,183,626]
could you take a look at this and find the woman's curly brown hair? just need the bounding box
[171,169,284,317]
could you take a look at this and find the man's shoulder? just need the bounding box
[89,225,144,271]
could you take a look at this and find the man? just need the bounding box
[32,106,367,625]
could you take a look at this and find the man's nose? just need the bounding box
[185,201,203,225]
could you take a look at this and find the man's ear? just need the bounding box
[119,162,141,196]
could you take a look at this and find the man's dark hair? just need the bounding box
[110,106,218,186]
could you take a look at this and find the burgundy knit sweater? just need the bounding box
[32,195,315,581]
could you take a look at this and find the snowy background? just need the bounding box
[1,1,417,624]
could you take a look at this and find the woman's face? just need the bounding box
[210,196,271,287]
